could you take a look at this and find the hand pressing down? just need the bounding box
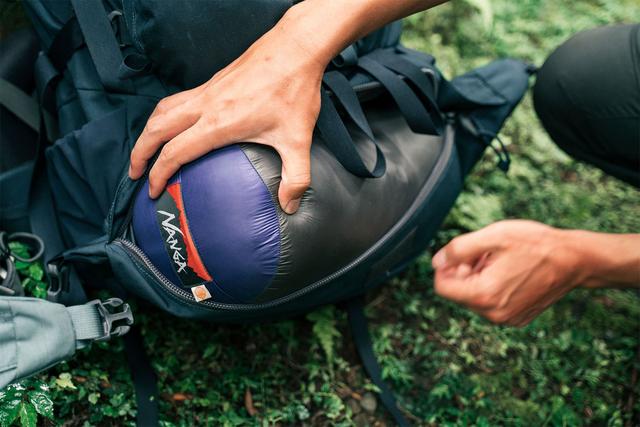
[432,220,640,327]
[128,19,324,214]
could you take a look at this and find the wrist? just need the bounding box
[557,229,600,288]
[561,230,616,288]
[278,0,367,68]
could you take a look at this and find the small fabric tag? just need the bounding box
[191,285,212,302]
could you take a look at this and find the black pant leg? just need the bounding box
[533,24,640,188]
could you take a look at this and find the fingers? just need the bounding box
[151,86,204,117]
[433,265,488,309]
[147,120,224,198]
[434,255,543,327]
[277,141,312,214]
[129,92,202,179]
[434,266,517,325]
[432,226,501,270]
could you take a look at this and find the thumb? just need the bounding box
[432,226,501,270]
[278,144,311,215]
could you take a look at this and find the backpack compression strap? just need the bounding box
[0,297,132,389]
[347,297,411,427]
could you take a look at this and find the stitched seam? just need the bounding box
[106,106,132,237]
[237,145,283,292]
[470,70,508,103]
[0,365,16,374]
[131,2,146,54]
[3,303,18,378]
[106,166,131,238]
[123,243,236,304]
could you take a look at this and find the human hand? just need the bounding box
[432,220,588,326]
[128,0,451,214]
[128,13,325,214]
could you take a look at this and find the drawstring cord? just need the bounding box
[458,114,511,172]
[477,129,511,172]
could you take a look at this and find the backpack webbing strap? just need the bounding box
[323,71,376,141]
[358,56,437,136]
[29,55,62,259]
[316,90,386,178]
[70,0,132,93]
[48,17,84,72]
[123,327,160,427]
[370,50,446,133]
[319,71,386,178]
[0,77,39,132]
[346,297,411,427]
[0,297,133,389]
[0,75,57,144]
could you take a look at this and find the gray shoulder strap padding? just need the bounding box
[0,297,117,389]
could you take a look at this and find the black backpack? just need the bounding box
[0,1,532,425]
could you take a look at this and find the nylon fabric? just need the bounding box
[122,0,293,88]
[0,297,76,389]
[132,145,281,304]
[245,107,446,303]
[69,0,132,92]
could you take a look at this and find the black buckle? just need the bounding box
[46,262,69,301]
[89,298,134,341]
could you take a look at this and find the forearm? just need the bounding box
[275,0,447,67]
[564,230,640,288]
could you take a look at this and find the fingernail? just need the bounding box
[283,198,301,215]
[432,250,447,269]
[128,165,133,178]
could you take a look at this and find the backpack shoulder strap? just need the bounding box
[0,296,132,389]
[0,77,40,133]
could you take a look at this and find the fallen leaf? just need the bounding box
[244,388,257,416]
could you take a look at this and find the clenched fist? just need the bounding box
[433,220,640,326]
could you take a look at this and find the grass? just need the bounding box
[1,0,639,426]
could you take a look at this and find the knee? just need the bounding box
[532,27,609,154]
[532,35,578,124]
[534,25,635,122]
